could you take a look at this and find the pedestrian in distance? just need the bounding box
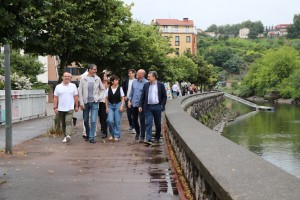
[53,72,79,143]
[105,75,125,141]
[78,64,105,143]
[128,69,148,143]
[139,71,167,145]
[122,69,136,134]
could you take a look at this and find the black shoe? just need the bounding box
[82,135,87,139]
[85,137,89,141]
[144,141,152,145]
[90,139,96,143]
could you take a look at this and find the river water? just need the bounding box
[222,99,300,178]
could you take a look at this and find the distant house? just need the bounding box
[239,28,250,39]
[275,24,292,36]
[154,18,197,56]
[204,32,217,37]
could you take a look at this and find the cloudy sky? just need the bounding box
[122,0,300,30]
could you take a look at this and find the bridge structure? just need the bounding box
[224,92,274,111]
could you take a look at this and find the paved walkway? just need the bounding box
[0,106,180,200]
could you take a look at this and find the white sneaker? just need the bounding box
[66,135,71,143]
[131,129,136,134]
[114,138,119,141]
[62,137,67,143]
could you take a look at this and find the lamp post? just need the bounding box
[4,44,12,154]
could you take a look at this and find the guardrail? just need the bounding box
[0,90,46,125]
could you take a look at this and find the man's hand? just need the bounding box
[75,107,79,112]
[138,107,142,112]
[128,101,132,108]
[124,96,128,101]
[80,105,85,110]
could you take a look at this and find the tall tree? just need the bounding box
[23,0,132,79]
[287,14,300,39]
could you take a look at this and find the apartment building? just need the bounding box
[239,28,250,39]
[154,18,197,56]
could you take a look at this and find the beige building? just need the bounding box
[154,18,197,56]
[239,28,250,39]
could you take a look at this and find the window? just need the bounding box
[163,25,168,32]
[174,25,179,31]
[185,26,189,32]
[175,48,180,56]
[186,36,191,43]
[175,36,180,46]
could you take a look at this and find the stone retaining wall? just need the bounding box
[165,92,300,200]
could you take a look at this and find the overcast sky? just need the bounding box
[122,0,300,30]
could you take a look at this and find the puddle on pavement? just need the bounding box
[144,156,168,164]
[149,167,179,196]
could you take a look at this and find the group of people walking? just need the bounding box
[53,64,167,145]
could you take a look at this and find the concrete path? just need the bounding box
[0,107,180,200]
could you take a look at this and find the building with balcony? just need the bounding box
[154,18,197,56]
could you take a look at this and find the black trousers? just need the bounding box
[98,102,107,135]
[131,107,145,139]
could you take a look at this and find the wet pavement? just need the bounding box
[0,107,180,200]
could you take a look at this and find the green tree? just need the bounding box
[242,46,300,96]
[23,0,132,79]
[287,14,300,39]
[223,54,245,74]
[95,21,172,78]
[164,55,197,83]
[0,50,44,82]
[0,0,43,45]
[206,24,218,32]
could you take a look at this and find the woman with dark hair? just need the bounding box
[105,75,125,141]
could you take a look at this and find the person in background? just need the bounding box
[128,69,148,143]
[139,71,167,145]
[172,82,180,98]
[98,72,108,138]
[105,75,125,141]
[53,72,79,143]
[78,64,105,143]
[122,69,136,134]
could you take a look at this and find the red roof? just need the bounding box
[156,18,194,26]
[275,24,292,29]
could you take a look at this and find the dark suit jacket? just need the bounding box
[139,81,167,111]
[122,79,129,96]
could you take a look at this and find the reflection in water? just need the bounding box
[222,100,300,178]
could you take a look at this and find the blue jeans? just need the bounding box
[125,99,133,128]
[107,102,122,138]
[145,104,162,142]
[83,102,99,140]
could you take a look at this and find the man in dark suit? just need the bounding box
[122,69,136,133]
[138,71,167,145]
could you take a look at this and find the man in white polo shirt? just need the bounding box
[53,72,79,143]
